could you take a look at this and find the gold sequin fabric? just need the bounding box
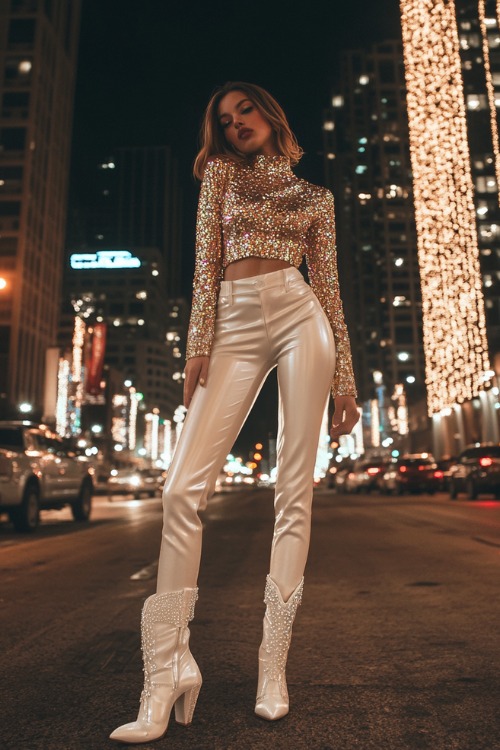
[186,153,357,398]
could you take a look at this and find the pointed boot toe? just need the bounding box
[255,696,289,721]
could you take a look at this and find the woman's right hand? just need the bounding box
[183,356,210,409]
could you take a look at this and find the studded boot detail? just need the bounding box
[110,588,201,744]
[255,575,304,721]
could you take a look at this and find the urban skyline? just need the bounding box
[0,0,498,466]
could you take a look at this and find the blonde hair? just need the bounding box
[193,81,304,181]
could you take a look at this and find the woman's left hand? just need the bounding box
[330,396,360,442]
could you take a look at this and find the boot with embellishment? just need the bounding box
[110,588,201,744]
[255,574,304,721]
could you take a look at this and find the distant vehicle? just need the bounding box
[448,444,500,500]
[107,467,166,497]
[381,454,440,495]
[0,421,94,532]
[345,458,391,494]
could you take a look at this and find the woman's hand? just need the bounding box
[330,395,360,443]
[183,356,210,409]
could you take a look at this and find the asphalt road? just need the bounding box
[1,488,500,750]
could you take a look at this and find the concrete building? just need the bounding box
[0,0,81,416]
[323,39,429,451]
[58,246,188,419]
[68,146,183,297]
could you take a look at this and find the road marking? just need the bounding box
[130,561,158,581]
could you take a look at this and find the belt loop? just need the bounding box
[220,279,233,305]
[283,268,290,293]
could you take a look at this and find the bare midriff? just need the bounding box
[223,256,292,281]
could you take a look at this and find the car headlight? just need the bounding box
[130,475,141,487]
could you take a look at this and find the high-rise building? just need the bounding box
[400,0,499,455]
[58,246,188,419]
[0,0,81,415]
[324,40,428,450]
[69,146,183,297]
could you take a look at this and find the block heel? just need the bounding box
[175,681,202,725]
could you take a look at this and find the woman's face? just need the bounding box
[217,90,278,157]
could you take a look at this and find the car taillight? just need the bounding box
[479,457,493,467]
[434,470,444,478]
[399,466,407,473]
[367,467,380,475]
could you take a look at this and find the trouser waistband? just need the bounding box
[219,266,302,303]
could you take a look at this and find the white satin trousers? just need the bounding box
[157,266,336,601]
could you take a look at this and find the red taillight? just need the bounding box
[434,470,444,478]
[367,467,380,475]
[479,457,493,467]
[418,465,427,471]
[399,465,407,473]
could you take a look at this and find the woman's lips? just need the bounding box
[238,129,253,140]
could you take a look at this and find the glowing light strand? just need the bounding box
[400,0,491,416]
[478,1,500,207]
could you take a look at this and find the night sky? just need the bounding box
[70,0,402,456]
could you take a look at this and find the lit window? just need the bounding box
[467,94,488,109]
[18,60,32,74]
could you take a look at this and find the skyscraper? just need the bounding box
[69,146,183,297]
[324,40,428,450]
[0,0,81,415]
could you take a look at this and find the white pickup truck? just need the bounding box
[0,421,94,532]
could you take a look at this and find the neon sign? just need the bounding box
[70,250,142,269]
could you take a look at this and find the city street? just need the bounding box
[1,488,500,750]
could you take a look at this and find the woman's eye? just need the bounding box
[221,106,254,129]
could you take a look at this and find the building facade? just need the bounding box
[323,40,428,451]
[0,0,81,415]
[68,146,183,297]
[58,246,188,420]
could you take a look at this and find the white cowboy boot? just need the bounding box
[255,574,304,721]
[110,588,202,744]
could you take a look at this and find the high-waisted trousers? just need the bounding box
[157,265,336,601]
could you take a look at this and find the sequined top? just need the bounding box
[186,153,357,398]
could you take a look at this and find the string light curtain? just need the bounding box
[400,0,491,416]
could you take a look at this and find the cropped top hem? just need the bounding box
[185,153,358,399]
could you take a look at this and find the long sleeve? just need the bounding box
[305,189,357,399]
[185,158,229,360]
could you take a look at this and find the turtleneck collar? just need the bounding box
[248,153,293,176]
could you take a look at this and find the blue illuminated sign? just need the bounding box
[70,250,142,269]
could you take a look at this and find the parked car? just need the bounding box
[0,421,94,532]
[434,457,456,492]
[345,458,391,494]
[448,444,500,500]
[381,454,440,495]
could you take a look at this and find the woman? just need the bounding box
[110,81,359,744]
